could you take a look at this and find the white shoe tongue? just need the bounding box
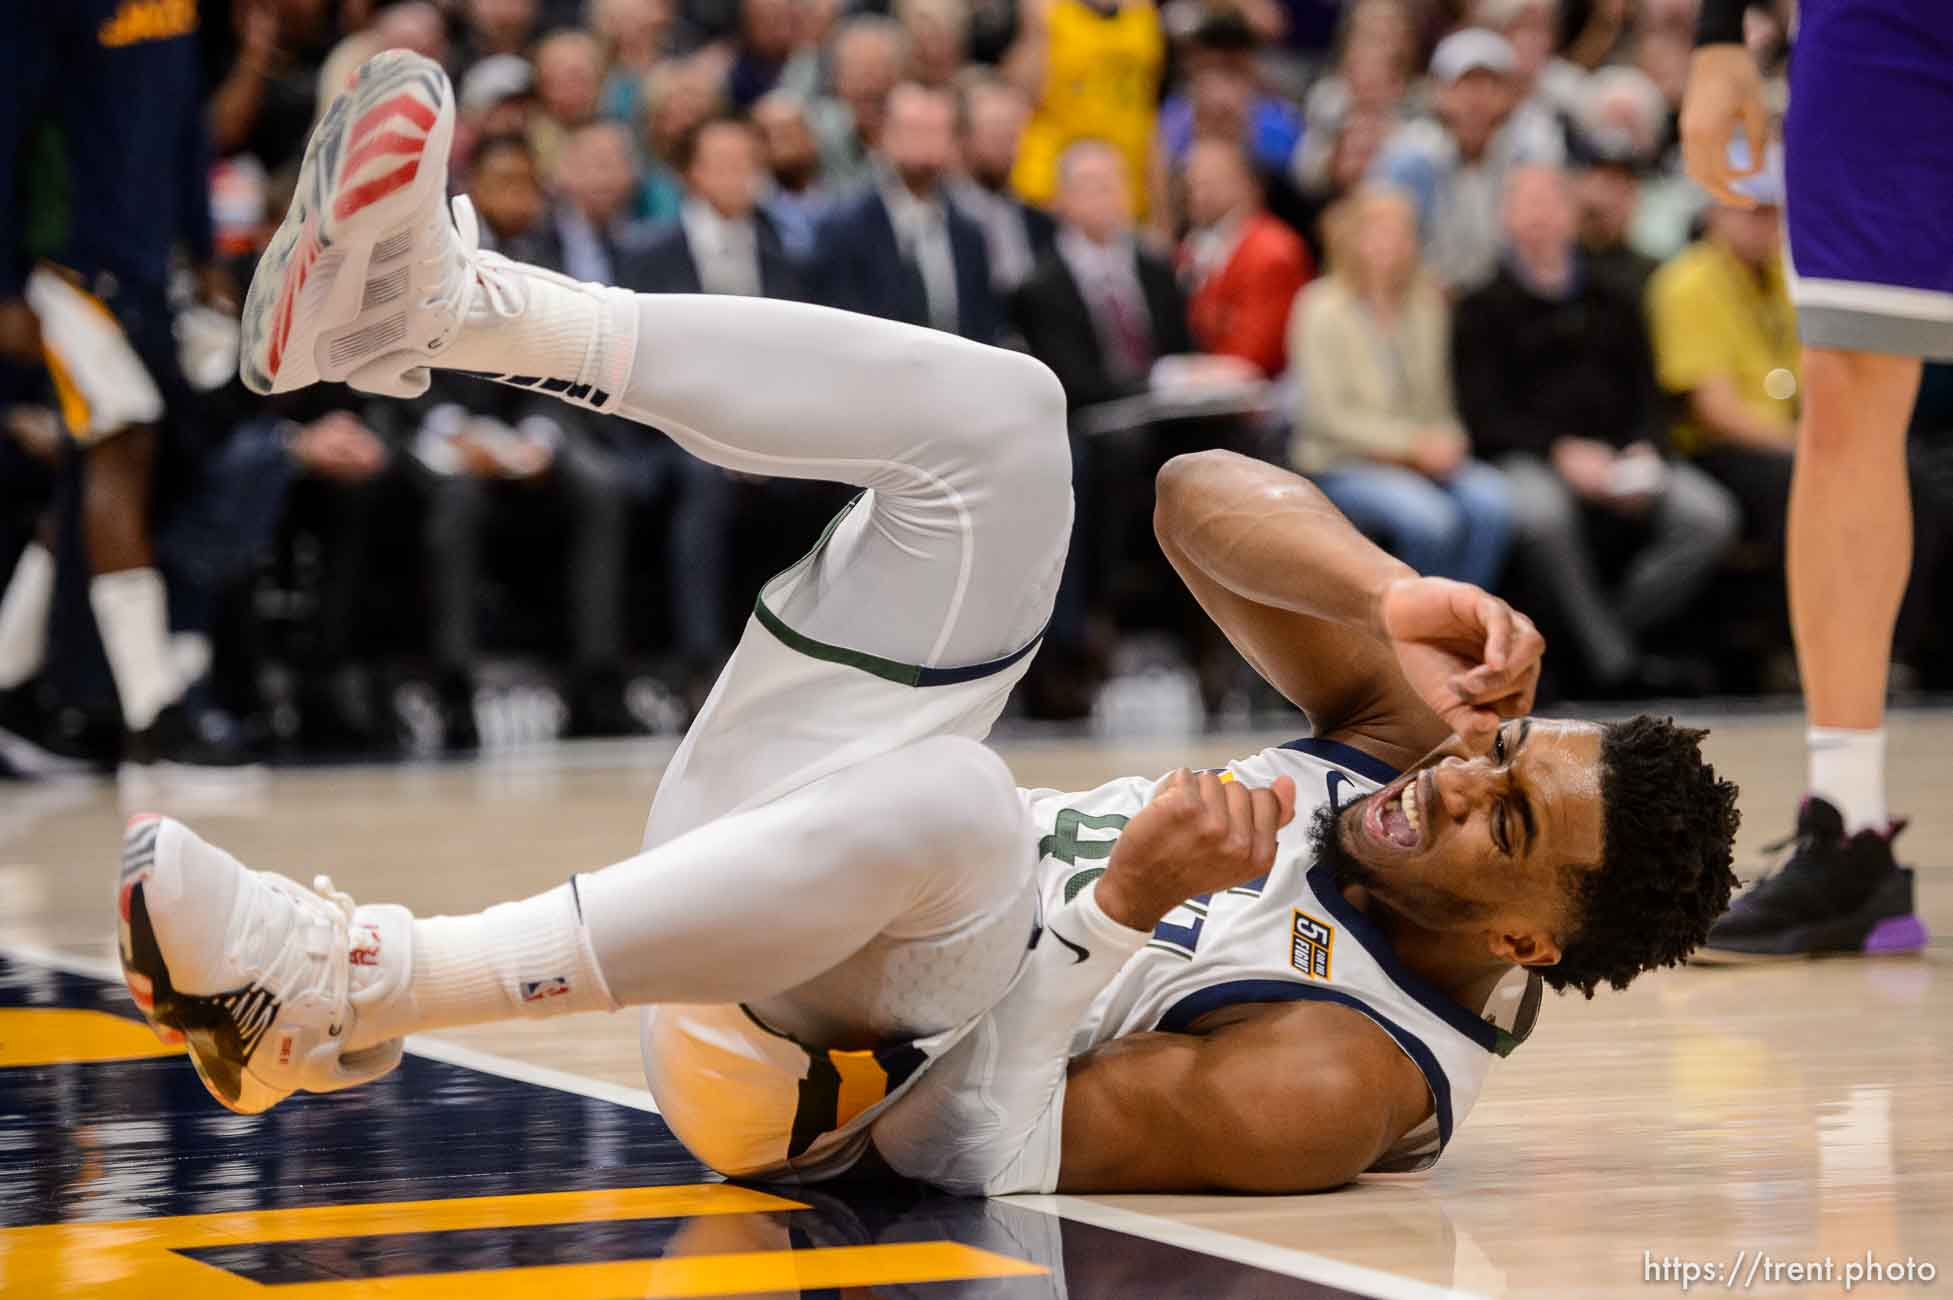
[449,193,482,254]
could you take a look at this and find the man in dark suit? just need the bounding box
[1009,139,1196,718]
[620,113,809,697]
[949,75,1056,299]
[626,115,806,302]
[1011,140,1192,414]
[810,83,1004,345]
[416,132,649,745]
[549,120,658,288]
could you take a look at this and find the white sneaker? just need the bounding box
[116,815,413,1114]
[240,50,456,397]
[241,49,635,407]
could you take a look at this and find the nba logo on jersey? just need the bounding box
[1291,910,1334,980]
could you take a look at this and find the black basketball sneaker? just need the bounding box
[1694,797,1928,962]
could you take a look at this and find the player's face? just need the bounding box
[1328,719,1606,956]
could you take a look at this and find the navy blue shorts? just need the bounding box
[30,267,192,451]
[1784,0,1953,358]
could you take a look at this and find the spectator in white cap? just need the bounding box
[455,55,538,183]
[1370,27,1564,293]
[461,55,538,139]
[1472,0,1587,132]
[1567,66,1669,299]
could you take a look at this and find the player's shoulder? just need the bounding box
[1230,737,1402,794]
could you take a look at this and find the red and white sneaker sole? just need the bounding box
[240,50,455,396]
[117,814,184,1048]
[115,814,293,1114]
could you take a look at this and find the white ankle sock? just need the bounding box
[349,883,615,1050]
[90,568,179,731]
[435,263,637,405]
[0,544,54,688]
[1807,727,1887,833]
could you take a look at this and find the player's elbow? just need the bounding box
[1153,450,1237,540]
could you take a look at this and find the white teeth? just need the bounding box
[1402,780,1421,835]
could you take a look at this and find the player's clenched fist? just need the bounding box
[1095,769,1298,931]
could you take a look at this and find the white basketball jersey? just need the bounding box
[1022,738,1543,1172]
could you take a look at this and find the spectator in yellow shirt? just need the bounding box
[1647,192,1799,557]
[1005,0,1164,217]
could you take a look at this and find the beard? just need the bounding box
[896,161,943,194]
[1306,791,1491,928]
[772,156,818,192]
[1309,796,1376,894]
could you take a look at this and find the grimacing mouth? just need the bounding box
[1346,766,1436,857]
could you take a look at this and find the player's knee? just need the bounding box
[905,735,1023,841]
[873,736,1028,885]
[957,352,1070,477]
[1799,349,1916,460]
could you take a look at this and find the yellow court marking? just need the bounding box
[0,1185,805,1298]
[264,1242,1049,1300]
[0,1186,1047,1299]
[830,1048,891,1129]
[0,1008,182,1068]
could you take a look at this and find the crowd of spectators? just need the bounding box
[7,0,1953,766]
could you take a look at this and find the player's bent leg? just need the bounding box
[116,735,1036,1118]
[242,49,1072,837]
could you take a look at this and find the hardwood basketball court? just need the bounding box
[2,706,1948,1298]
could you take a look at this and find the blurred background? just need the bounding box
[5,0,1953,772]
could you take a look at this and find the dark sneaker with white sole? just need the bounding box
[1693,797,1928,963]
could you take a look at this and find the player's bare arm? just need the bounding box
[1058,1000,1430,1192]
[1154,450,1544,767]
[1057,772,1429,1193]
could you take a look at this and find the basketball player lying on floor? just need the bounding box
[115,52,1741,1196]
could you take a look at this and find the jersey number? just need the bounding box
[1045,806,1207,956]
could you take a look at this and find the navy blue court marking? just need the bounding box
[0,953,1388,1298]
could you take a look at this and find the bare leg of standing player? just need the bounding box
[1683,0,1939,959]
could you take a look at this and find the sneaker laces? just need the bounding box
[419,195,522,325]
[229,871,359,1010]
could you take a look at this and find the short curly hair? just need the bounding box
[1542,716,1740,998]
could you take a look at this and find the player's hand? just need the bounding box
[1096,769,1297,932]
[1377,576,1543,753]
[1680,44,1769,208]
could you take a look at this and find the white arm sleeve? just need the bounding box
[870,880,1151,1196]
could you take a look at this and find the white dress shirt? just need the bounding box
[880,173,960,335]
[680,198,764,298]
[949,178,1036,296]
[1057,227,1155,381]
